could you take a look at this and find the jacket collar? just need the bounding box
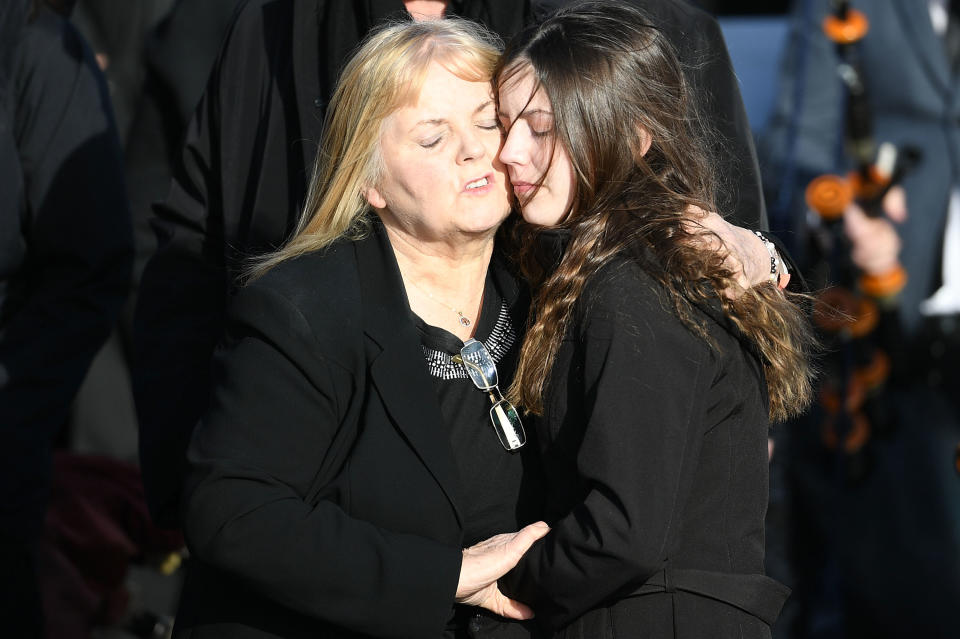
[354,218,465,526]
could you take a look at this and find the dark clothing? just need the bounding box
[501,252,784,638]
[134,0,533,528]
[71,0,176,143]
[416,269,531,548]
[0,3,131,545]
[177,221,540,638]
[0,2,132,634]
[125,0,242,291]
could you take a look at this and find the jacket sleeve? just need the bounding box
[500,265,710,631]
[182,280,462,638]
[0,9,132,538]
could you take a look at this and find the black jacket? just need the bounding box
[501,253,787,638]
[177,222,533,638]
[0,2,132,542]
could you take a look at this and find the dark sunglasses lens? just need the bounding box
[490,400,525,450]
[460,339,497,389]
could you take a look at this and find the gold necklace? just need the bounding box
[408,279,475,328]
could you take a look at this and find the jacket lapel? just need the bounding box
[355,220,465,526]
[892,1,952,96]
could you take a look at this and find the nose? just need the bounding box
[457,129,486,164]
[498,125,526,167]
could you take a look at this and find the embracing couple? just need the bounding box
[169,2,814,638]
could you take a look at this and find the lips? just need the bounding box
[464,173,493,192]
[511,180,537,195]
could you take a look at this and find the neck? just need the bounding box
[403,1,448,21]
[385,223,494,340]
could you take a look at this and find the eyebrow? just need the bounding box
[411,100,496,130]
[497,107,554,120]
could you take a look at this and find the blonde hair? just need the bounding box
[247,17,502,279]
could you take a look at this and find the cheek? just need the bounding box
[386,161,444,202]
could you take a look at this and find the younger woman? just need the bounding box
[495,3,815,637]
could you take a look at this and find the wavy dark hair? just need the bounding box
[497,1,815,421]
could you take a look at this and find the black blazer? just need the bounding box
[176,223,521,638]
[501,255,788,639]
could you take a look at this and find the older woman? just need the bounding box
[494,3,815,638]
[177,18,547,639]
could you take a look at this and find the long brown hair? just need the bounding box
[498,1,815,421]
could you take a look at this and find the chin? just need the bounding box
[521,205,563,227]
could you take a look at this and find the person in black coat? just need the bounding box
[133,0,782,531]
[494,3,814,636]
[176,18,549,638]
[0,0,132,634]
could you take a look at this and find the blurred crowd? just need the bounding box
[0,0,956,637]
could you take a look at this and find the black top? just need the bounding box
[414,262,529,548]
[501,249,781,638]
[413,257,543,637]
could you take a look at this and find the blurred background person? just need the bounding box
[759,0,960,637]
[67,0,240,464]
[0,0,132,636]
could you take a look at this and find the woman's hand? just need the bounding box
[687,206,775,290]
[455,521,550,620]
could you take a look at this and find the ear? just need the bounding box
[363,185,387,210]
[636,126,652,158]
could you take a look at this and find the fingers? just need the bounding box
[487,590,536,620]
[844,202,901,275]
[456,522,550,602]
[508,521,550,558]
[882,185,908,223]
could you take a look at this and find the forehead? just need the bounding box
[497,68,549,115]
[410,61,492,109]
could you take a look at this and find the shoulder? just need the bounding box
[232,239,362,352]
[579,256,667,314]
[576,256,740,366]
[576,257,692,343]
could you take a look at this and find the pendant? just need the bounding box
[458,314,471,327]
